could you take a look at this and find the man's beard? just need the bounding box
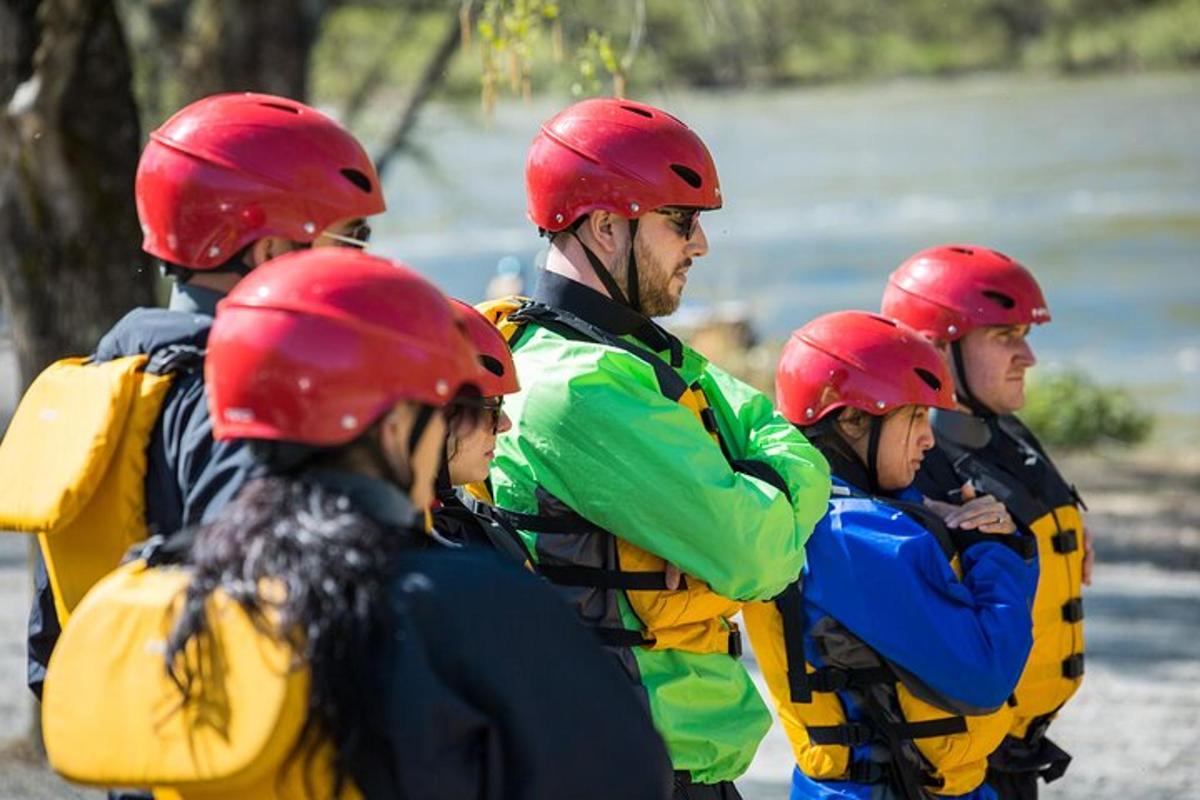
[618,235,686,318]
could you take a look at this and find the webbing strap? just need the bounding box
[592,626,654,648]
[774,582,814,703]
[806,716,967,747]
[1052,529,1079,554]
[512,302,690,401]
[538,564,672,591]
[950,528,1038,561]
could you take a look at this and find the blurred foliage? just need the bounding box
[306,0,1199,114]
[1023,369,1154,449]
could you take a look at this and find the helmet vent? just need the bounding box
[670,164,703,188]
[949,246,975,256]
[914,367,942,391]
[621,105,654,118]
[480,354,505,377]
[259,102,301,114]
[990,249,1013,262]
[869,314,898,327]
[340,168,373,194]
[982,289,1016,309]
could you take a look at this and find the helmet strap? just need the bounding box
[866,415,883,495]
[567,216,641,314]
[359,404,440,494]
[950,340,994,417]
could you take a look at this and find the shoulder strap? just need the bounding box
[511,302,691,401]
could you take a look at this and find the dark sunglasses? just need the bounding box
[451,396,505,434]
[654,207,702,241]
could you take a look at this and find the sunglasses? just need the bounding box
[654,207,702,241]
[451,396,505,434]
[316,222,373,249]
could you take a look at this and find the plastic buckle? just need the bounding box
[1061,653,1085,679]
[1061,598,1084,623]
[1052,529,1079,554]
[728,628,743,658]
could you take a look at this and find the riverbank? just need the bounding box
[0,440,1196,798]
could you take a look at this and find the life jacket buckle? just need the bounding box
[1061,598,1084,623]
[727,628,743,657]
[1061,653,1085,679]
[1052,529,1079,554]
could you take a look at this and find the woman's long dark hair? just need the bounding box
[164,471,404,794]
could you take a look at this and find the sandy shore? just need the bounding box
[1,446,1197,799]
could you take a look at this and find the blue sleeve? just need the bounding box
[803,500,1037,710]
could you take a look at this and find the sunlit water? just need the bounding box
[371,72,1200,414]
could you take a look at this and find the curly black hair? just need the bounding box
[164,475,404,795]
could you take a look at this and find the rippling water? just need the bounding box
[382,73,1199,413]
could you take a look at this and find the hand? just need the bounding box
[926,481,1016,534]
[665,562,683,591]
[1082,525,1095,587]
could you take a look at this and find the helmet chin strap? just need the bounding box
[950,340,995,418]
[361,404,441,494]
[865,415,883,496]
[568,216,641,314]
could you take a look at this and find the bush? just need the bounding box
[1022,370,1154,449]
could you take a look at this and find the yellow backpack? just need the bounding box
[0,354,188,623]
[476,297,743,657]
[42,558,359,799]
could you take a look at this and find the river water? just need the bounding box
[373,71,1200,415]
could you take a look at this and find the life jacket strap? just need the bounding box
[806,716,967,747]
[1061,653,1085,679]
[950,528,1038,561]
[1061,597,1085,623]
[538,563,678,591]
[1051,528,1079,554]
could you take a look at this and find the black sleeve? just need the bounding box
[366,549,673,800]
[161,374,256,527]
[26,549,59,700]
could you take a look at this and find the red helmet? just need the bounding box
[526,97,722,232]
[881,244,1051,342]
[451,300,520,396]
[136,92,385,270]
[206,249,480,447]
[775,311,956,426]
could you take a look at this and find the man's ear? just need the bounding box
[585,211,623,256]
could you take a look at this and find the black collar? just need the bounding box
[531,270,678,356]
[303,468,424,534]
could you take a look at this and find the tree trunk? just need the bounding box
[0,0,155,390]
[179,0,325,102]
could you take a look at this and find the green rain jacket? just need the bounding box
[489,271,831,784]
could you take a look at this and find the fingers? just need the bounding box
[944,496,1015,534]
[959,480,977,502]
[942,495,1004,528]
[664,562,682,591]
[1082,526,1095,587]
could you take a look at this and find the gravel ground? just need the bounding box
[1,450,1197,799]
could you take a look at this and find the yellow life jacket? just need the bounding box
[475,297,743,657]
[744,494,1028,797]
[0,353,192,622]
[939,416,1086,740]
[41,559,359,799]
